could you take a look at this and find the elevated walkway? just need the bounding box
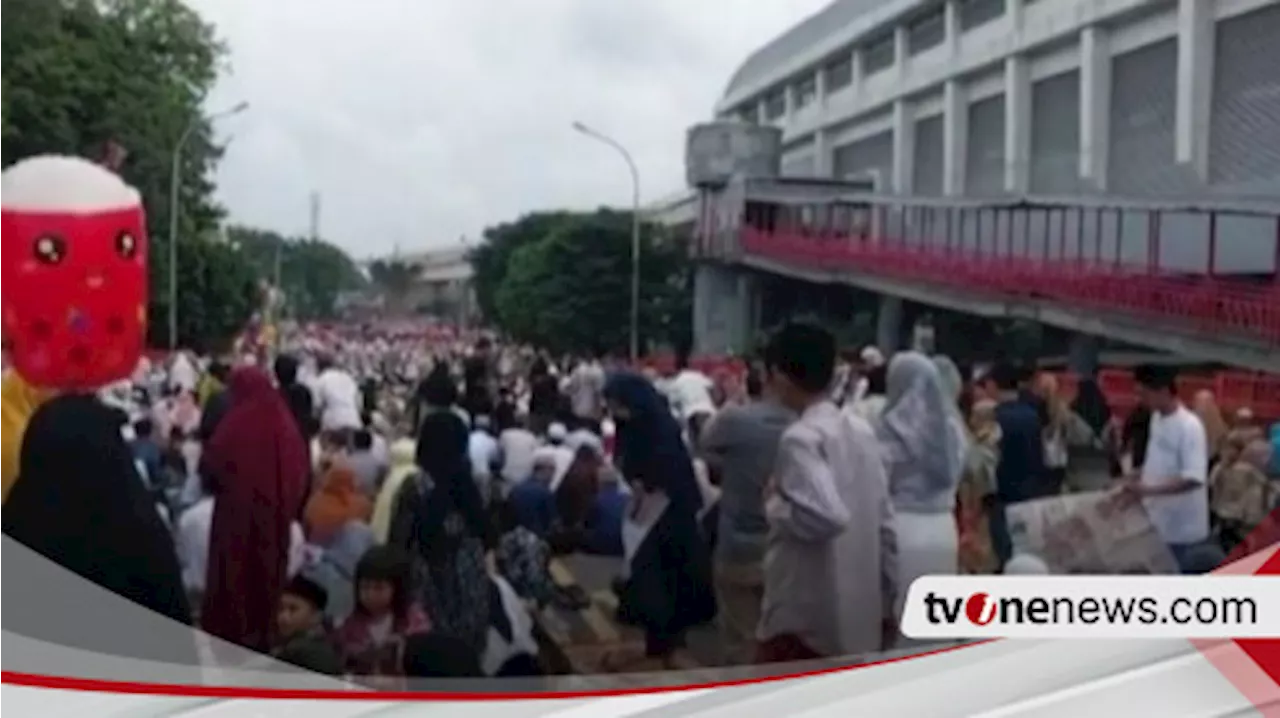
[692,191,1280,372]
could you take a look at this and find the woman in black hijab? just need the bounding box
[526,357,560,435]
[389,409,494,656]
[411,361,458,431]
[3,394,195,664]
[600,372,715,672]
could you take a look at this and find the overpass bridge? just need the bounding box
[688,187,1279,372]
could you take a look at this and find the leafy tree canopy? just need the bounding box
[469,211,577,322]
[486,209,692,356]
[228,226,366,320]
[366,259,422,315]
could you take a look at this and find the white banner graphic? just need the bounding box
[901,576,1280,639]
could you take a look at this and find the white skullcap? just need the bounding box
[547,422,568,442]
[860,346,885,367]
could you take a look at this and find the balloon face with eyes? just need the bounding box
[2,155,149,391]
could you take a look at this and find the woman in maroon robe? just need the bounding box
[201,367,310,653]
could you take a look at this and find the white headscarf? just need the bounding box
[875,351,969,509]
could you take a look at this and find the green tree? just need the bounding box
[367,260,421,314]
[3,0,236,348]
[227,226,366,320]
[469,211,576,322]
[491,209,691,355]
[147,235,259,353]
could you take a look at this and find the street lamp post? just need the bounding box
[168,101,249,350]
[572,121,641,362]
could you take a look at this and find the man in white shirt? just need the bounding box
[664,350,715,422]
[314,355,363,433]
[469,416,501,505]
[499,417,541,487]
[757,323,898,661]
[1125,365,1211,574]
[169,351,199,394]
[566,353,606,432]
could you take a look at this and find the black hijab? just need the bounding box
[3,394,194,659]
[414,410,493,560]
[604,371,703,516]
[274,353,316,440]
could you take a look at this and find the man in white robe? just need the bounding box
[758,323,899,662]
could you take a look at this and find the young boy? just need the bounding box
[273,574,343,675]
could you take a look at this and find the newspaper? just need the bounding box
[1006,489,1180,575]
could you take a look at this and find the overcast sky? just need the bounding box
[186,0,827,259]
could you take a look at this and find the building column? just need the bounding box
[895,25,910,80]
[943,80,968,196]
[1067,333,1101,378]
[734,271,760,355]
[1007,0,1025,31]
[944,0,961,57]
[1079,26,1112,191]
[1175,0,1215,179]
[851,49,864,98]
[893,100,915,194]
[1004,55,1032,194]
[876,295,905,354]
[814,129,833,177]
[692,264,730,356]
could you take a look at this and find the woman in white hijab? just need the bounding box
[875,352,969,621]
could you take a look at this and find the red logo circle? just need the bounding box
[965,592,996,625]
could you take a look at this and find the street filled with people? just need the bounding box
[3,315,1280,684]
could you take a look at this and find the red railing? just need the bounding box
[738,227,1280,343]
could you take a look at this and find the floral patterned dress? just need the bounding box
[389,472,491,655]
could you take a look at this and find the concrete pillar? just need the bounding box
[1079,26,1112,191]
[893,100,915,194]
[1006,0,1024,31]
[876,295,905,354]
[851,49,864,97]
[1067,333,1101,378]
[895,25,910,79]
[693,264,742,356]
[815,66,828,108]
[944,0,961,57]
[814,129,833,178]
[1175,0,1214,179]
[734,272,760,354]
[1004,55,1032,194]
[943,80,969,196]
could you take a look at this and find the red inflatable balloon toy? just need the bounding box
[2,156,149,391]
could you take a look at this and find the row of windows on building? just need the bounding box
[741,0,1022,123]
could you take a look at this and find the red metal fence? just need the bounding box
[701,197,1280,345]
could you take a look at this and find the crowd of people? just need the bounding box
[3,319,1279,685]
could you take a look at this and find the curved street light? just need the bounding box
[167,101,249,350]
[572,121,641,362]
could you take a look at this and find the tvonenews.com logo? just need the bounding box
[925,590,1256,627]
[899,577,1280,640]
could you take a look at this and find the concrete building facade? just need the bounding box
[717,0,1279,203]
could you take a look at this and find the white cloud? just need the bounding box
[188,0,828,258]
